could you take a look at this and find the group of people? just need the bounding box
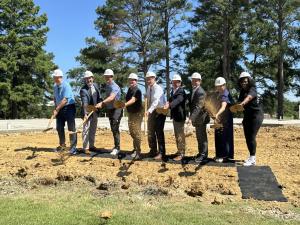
[52,68,263,167]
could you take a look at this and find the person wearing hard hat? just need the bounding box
[145,71,166,160]
[52,69,77,154]
[96,69,122,156]
[214,77,234,163]
[164,74,186,161]
[189,72,210,164]
[237,72,263,166]
[80,70,102,154]
[123,73,143,159]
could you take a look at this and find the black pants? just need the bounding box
[107,108,123,150]
[215,115,234,159]
[242,113,263,156]
[56,104,77,149]
[147,112,166,156]
[195,125,208,157]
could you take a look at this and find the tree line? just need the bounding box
[0,0,299,119]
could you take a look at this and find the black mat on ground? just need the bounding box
[74,149,236,167]
[237,166,287,202]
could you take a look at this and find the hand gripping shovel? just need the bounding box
[68,105,96,134]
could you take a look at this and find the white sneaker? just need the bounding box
[110,148,120,156]
[243,156,256,166]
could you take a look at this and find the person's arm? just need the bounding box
[215,101,227,122]
[169,90,185,109]
[125,97,136,107]
[148,85,163,113]
[53,98,67,116]
[96,84,119,108]
[240,95,253,106]
[239,87,256,106]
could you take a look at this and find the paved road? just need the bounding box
[0,117,299,133]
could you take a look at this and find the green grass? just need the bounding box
[0,188,299,225]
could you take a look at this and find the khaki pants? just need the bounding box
[173,120,186,155]
[82,112,98,150]
[128,111,143,152]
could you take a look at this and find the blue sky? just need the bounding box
[34,0,104,75]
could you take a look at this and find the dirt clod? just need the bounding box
[57,171,74,181]
[15,168,27,178]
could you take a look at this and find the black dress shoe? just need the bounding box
[195,155,208,164]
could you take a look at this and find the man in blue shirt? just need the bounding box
[52,69,77,154]
[96,69,122,155]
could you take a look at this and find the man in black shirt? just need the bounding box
[124,73,143,159]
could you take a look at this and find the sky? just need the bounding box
[33,0,299,102]
[34,0,105,75]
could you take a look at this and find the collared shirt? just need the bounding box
[88,84,97,105]
[105,80,121,109]
[54,81,75,106]
[146,82,166,113]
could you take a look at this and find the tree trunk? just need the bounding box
[222,13,229,80]
[164,8,170,100]
[277,1,284,120]
[11,75,18,119]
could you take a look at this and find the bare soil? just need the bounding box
[0,126,299,208]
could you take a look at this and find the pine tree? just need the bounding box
[0,0,55,119]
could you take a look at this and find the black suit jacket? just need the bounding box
[80,83,102,117]
[189,86,210,126]
[169,87,186,122]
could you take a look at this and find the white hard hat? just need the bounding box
[104,69,114,76]
[191,72,202,80]
[239,71,251,79]
[215,77,226,86]
[128,73,138,80]
[146,71,156,78]
[52,69,63,77]
[172,74,182,81]
[84,70,94,78]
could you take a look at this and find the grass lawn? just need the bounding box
[0,187,299,225]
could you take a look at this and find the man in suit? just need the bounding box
[189,72,210,163]
[80,70,102,154]
[164,74,186,161]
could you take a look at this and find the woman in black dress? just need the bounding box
[237,72,263,166]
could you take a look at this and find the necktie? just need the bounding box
[89,87,94,105]
[148,87,152,109]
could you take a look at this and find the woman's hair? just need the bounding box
[238,77,256,90]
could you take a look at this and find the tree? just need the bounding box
[0,0,55,119]
[245,0,300,119]
[151,0,191,99]
[94,0,164,88]
[187,0,248,90]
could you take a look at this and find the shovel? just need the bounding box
[43,114,55,132]
[68,109,95,134]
